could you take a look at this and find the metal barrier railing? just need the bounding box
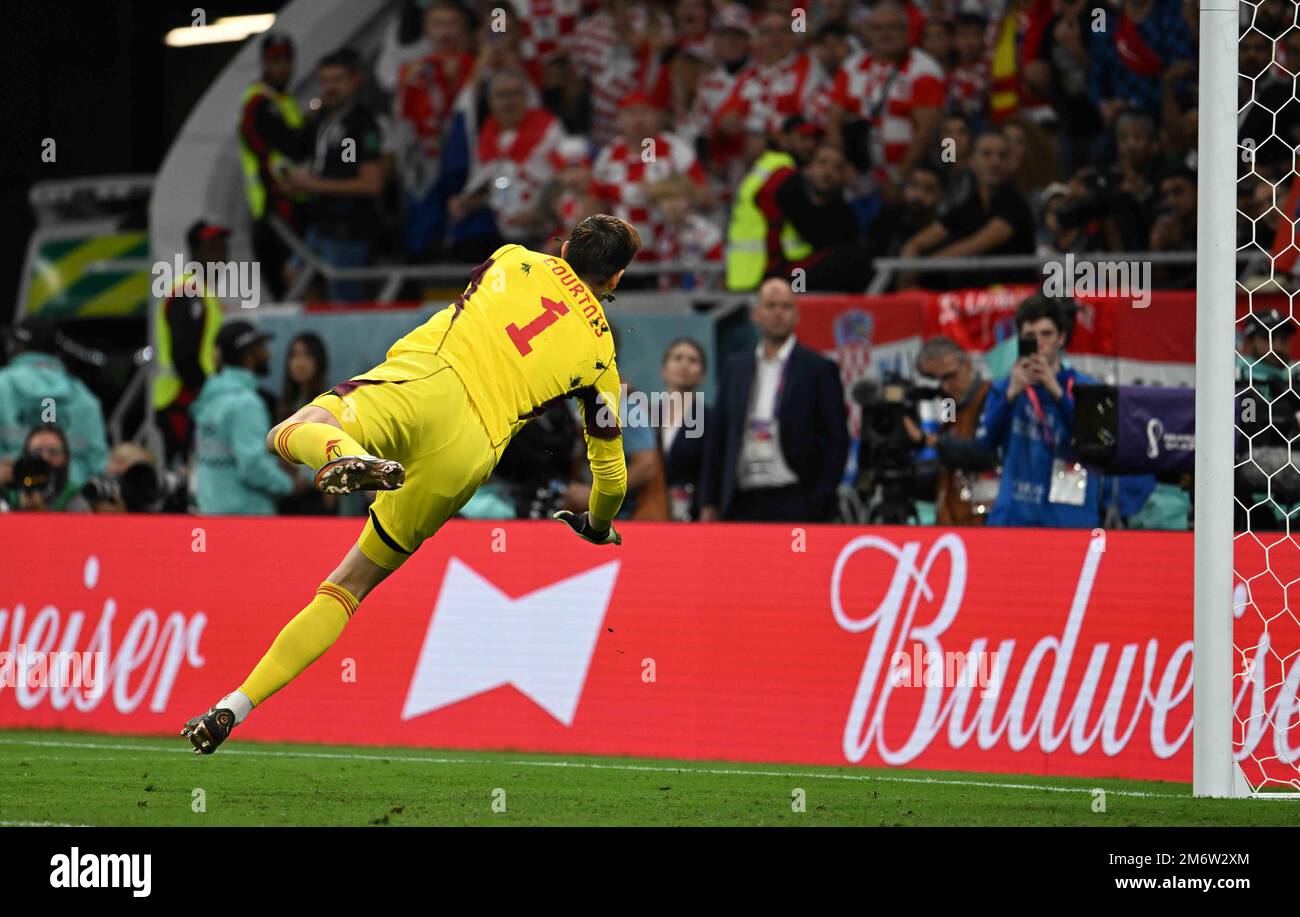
[865,250,1205,294]
[95,237,1237,470]
[269,216,727,302]
[267,217,1233,299]
[92,246,1220,300]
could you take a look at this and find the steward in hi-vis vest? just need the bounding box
[725,116,823,290]
[239,32,305,301]
[153,221,229,463]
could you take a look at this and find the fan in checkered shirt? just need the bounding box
[589,91,714,251]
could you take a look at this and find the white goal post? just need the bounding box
[1193,0,1241,799]
[1195,0,1300,798]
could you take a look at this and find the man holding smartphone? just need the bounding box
[976,293,1102,527]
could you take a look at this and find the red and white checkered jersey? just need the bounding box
[648,213,724,263]
[828,48,945,173]
[469,108,566,237]
[570,7,674,146]
[590,132,709,245]
[650,213,724,290]
[682,64,741,144]
[717,53,826,135]
[394,51,475,160]
[947,62,988,120]
[508,0,580,64]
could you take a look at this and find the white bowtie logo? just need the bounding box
[401,558,620,725]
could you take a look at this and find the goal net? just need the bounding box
[1200,0,1300,796]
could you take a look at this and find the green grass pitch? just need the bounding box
[0,729,1296,827]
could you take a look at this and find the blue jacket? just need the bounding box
[0,352,109,487]
[192,367,292,515]
[977,366,1102,528]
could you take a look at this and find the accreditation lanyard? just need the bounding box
[1023,374,1073,451]
[746,350,793,460]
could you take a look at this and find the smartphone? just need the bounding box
[1018,335,1038,360]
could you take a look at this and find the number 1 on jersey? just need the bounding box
[507,296,569,356]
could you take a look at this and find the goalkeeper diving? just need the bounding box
[182,214,640,755]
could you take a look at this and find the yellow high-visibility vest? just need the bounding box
[152,274,222,410]
[238,81,304,219]
[725,150,813,291]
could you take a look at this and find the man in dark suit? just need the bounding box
[700,278,849,522]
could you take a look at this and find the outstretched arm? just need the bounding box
[581,360,627,527]
[555,358,627,544]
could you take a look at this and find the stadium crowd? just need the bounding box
[234,0,1283,299]
[7,0,1300,531]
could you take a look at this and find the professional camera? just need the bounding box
[81,462,185,513]
[10,453,56,500]
[850,375,943,524]
[1052,170,1115,231]
[80,474,123,507]
[1073,384,1195,475]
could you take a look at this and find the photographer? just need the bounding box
[0,424,91,512]
[0,319,108,488]
[976,294,1101,528]
[81,442,185,514]
[904,337,996,525]
[1053,112,1168,253]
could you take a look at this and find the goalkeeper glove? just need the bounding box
[552,510,622,545]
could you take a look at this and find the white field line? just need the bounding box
[1,756,146,763]
[0,736,1192,800]
[0,820,89,827]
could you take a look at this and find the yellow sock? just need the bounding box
[238,582,360,706]
[272,421,366,472]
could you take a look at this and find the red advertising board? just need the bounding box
[0,515,1296,784]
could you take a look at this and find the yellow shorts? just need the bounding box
[309,353,498,570]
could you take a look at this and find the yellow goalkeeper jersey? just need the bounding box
[371,244,627,520]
